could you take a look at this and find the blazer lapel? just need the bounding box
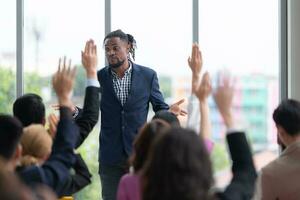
[124,63,140,107]
[104,67,122,106]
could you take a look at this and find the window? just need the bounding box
[199,0,279,187]
[0,0,16,113]
[24,0,104,198]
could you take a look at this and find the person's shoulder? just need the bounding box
[260,157,281,178]
[133,63,156,75]
[98,66,109,74]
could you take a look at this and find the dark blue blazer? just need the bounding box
[98,63,169,165]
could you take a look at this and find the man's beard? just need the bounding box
[109,59,125,69]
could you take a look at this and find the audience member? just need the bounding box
[13,52,100,196]
[13,93,45,127]
[16,57,80,194]
[117,119,170,200]
[152,110,180,127]
[19,124,52,167]
[253,99,300,200]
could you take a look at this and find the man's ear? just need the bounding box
[276,125,287,145]
[14,143,22,161]
[42,117,46,126]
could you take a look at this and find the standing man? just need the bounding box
[81,29,185,200]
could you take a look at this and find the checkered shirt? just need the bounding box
[111,63,132,106]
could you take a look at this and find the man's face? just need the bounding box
[104,37,129,69]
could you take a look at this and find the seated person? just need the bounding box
[13,54,100,196]
[253,99,300,200]
[117,119,170,200]
[11,58,79,194]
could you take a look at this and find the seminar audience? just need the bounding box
[141,71,257,200]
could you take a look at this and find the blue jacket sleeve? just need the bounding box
[149,71,169,112]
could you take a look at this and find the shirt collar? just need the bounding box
[281,140,300,156]
[111,61,132,77]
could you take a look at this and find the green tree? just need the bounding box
[0,67,48,114]
[0,67,15,113]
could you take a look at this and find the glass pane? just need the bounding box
[24,0,104,199]
[112,0,192,108]
[0,0,16,114]
[198,0,279,187]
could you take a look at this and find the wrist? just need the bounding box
[222,112,234,129]
[58,97,73,108]
[86,70,97,79]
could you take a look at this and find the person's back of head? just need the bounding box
[142,127,213,200]
[273,99,300,136]
[20,124,53,167]
[130,119,170,172]
[152,110,180,127]
[13,93,45,127]
[0,115,23,161]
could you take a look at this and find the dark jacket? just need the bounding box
[216,131,257,200]
[57,153,92,197]
[75,86,100,148]
[98,63,169,165]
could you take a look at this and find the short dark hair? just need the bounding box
[273,99,300,136]
[130,119,170,172]
[0,115,23,160]
[103,29,137,60]
[142,127,213,200]
[13,93,45,126]
[152,110,180,127]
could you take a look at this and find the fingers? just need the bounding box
[174,98,185,105]
[179,109,188,116]
[51,104,60,110]
[191,43,197,60]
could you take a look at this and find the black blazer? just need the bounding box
[75,86,100,148]
[57,153,92,197]
[216,131,257,200]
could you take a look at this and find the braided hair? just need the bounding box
[104,29,137,61]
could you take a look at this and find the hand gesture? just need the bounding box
[169,99,188,116]
[213,72,235,128]
[188,43,202,76]
[52,57,76,108]
[195,72,212,102]
[188,43,203,93]
[82,39,98,78]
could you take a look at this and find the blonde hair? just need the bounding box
[20,124,53,167]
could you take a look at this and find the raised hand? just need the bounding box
[82,39,98,78]
[169,99,188,116]
[213,72,235,128]
[52,57,76,109]
[195,72,212,102]
[188,43,203,93]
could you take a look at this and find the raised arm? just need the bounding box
[186,43,202,131]
[74,39,100,148]
[19,57,79,194]
[194,72,212,140]
[213,73,257,199]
